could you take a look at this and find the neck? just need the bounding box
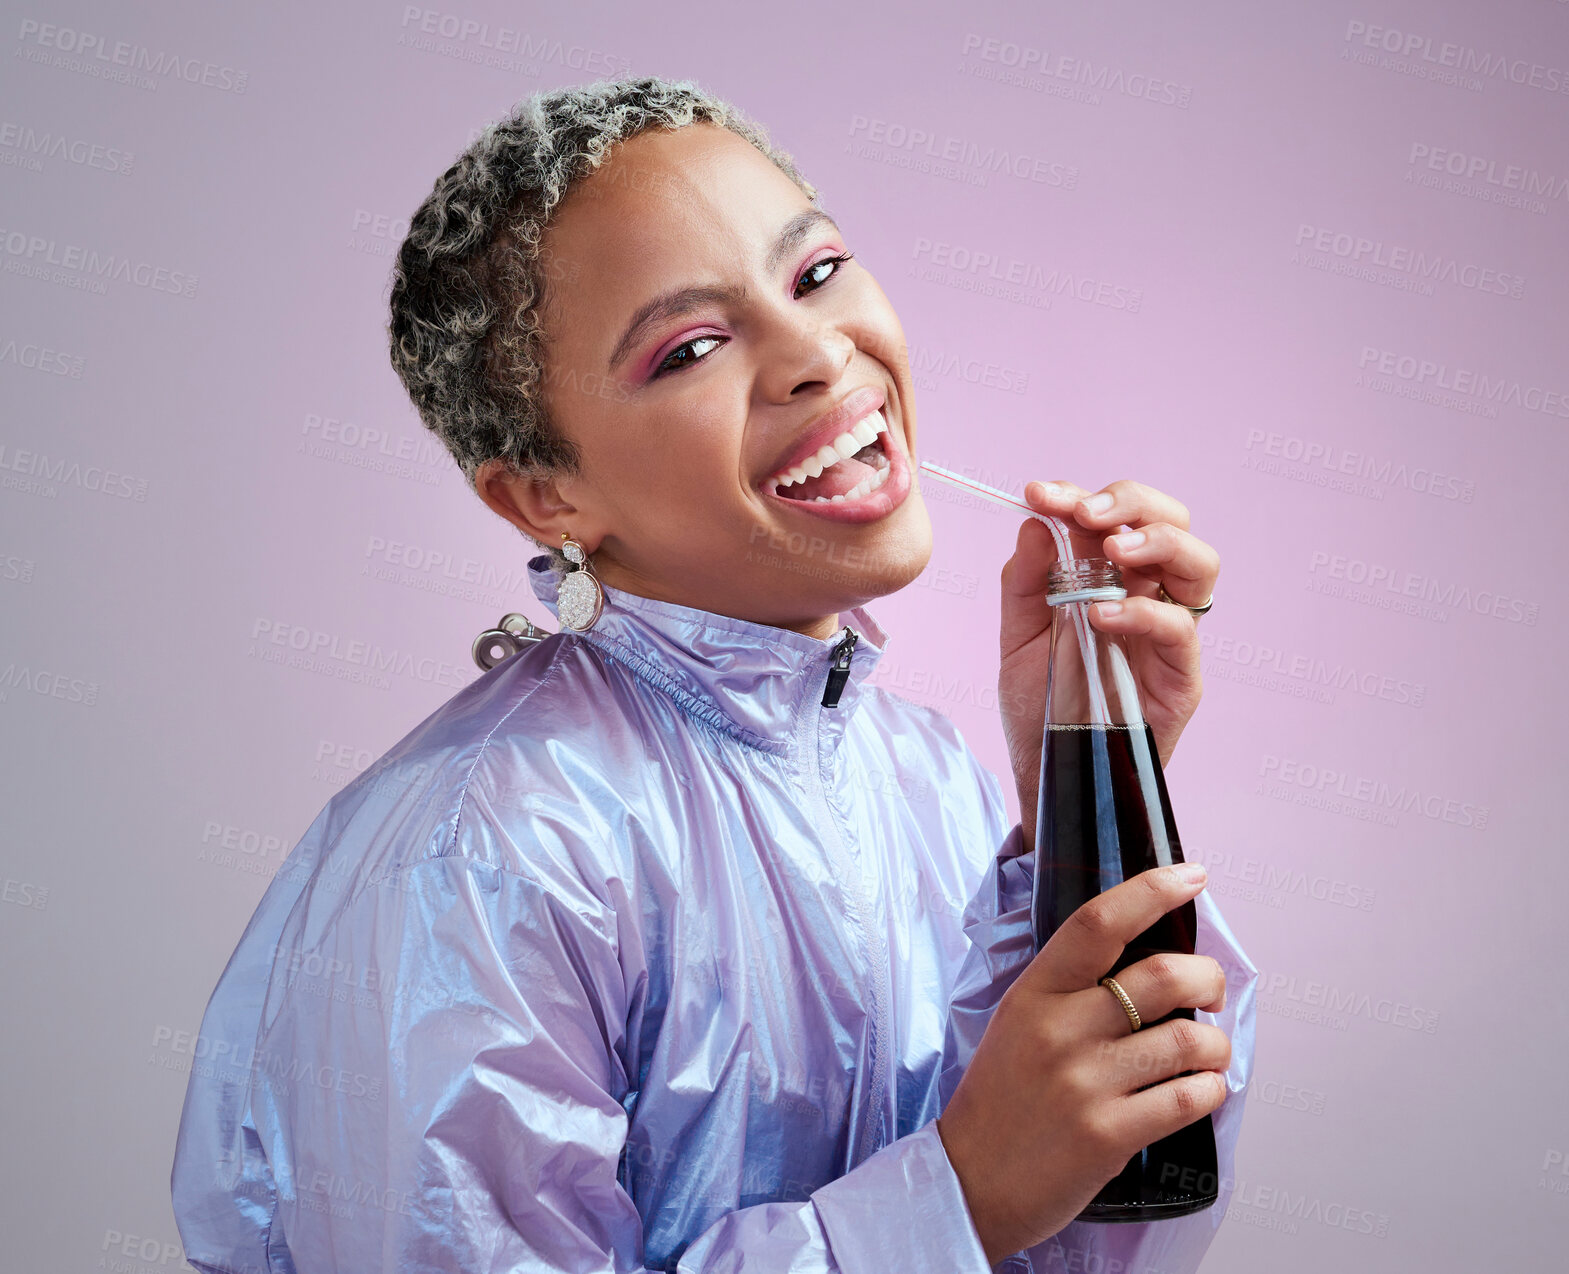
[780,612,843,642]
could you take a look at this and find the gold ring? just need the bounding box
[1100,975,1142,1033]
[1160,583,1213,618]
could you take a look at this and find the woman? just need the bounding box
[172,76,1254,1273]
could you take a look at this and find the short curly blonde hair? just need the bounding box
[386,75,819,568]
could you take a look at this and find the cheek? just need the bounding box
[602,427,749,520]
[846,282,907,372]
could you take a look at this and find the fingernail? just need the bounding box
[1176,862,1207,883]
[1095,601,1123,618]
[1081,492,1114,515]
[1109,530,1145,552]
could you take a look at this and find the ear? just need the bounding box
[474,459,601,551]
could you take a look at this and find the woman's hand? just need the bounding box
[998,479,1221,848]
[936,862,1230,1263]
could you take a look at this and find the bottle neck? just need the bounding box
[1044,557,1140,729]
[1046,557,1127,607]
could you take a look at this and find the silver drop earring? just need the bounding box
[556,533,605,632]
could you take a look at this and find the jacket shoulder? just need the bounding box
[863,684,1004,786]
[366,633,678,892]
[267,635,633,900]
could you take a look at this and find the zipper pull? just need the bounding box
[821,626,858,707]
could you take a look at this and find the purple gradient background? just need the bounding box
[2,1,1565,1269]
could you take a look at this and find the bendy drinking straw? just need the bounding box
[915,459,1115,727]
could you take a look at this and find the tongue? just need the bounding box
[782,444,881,501]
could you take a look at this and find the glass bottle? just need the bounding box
[1030,557,1218,1222]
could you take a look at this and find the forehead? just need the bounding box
[537,123,812,350]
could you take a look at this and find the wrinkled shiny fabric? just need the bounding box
[171,552,1258,1274]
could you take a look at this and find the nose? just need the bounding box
[757,312,855,400]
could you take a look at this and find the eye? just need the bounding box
[795,250,856,299]
[652,333,724,378]
[648,250,857,380]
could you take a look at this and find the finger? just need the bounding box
[1084,952,1227,1040]
[1021,478,1107,554]
[1086,595,1200,681]
[1026,481,1110,563]
[1109,1068,1230,1151]
[1023,478,1092,515]
[1003,479,1100,601]
[1101,522,1220,608]
[1095,1016,1233,1097]
[1072,478,1191,536]
[1023,863,1209,996]
[999,480,1109,657]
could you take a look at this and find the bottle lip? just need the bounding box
[1047,585,1128,607]
[1046,556,1125,605]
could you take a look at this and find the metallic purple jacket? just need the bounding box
[171,552,1258,1272]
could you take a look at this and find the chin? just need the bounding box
[832,497,936,609]
[737,496,935,619]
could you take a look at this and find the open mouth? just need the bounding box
[763,410,894,505]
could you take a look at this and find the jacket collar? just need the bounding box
[526,553,890,755]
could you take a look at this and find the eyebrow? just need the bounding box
[605,207,840,374]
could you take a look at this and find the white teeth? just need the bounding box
[769,409,892,489]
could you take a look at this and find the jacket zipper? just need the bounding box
[820,626,858,707]
[800,636,890,1163]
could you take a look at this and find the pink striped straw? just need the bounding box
[916,459,1113,726]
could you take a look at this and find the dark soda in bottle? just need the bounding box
[1030,557,1218,1222]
